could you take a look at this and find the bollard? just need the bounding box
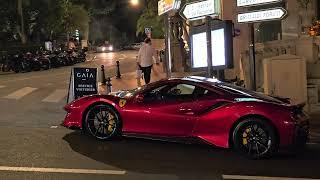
[106,77,112,94]
[136,69,142,87]
[101,65,106,85]
[116,60,121,79]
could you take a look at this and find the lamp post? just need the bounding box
[130,0,139,6]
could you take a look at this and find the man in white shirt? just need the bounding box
[137,38,159,84]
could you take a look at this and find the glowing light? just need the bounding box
[101,47,106,51]
[130,0,139,6]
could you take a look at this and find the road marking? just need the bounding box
[4,87,37,100]
[0,166,126,175]
[50,125,59,129]
[222,175,320,180]
[0,85,6,89]
[42,89,67,103]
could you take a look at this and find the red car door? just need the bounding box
[141,83,198,137]
[192,87,228,115]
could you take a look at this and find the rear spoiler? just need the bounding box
[270,95,291,104]
[288,102,306,112]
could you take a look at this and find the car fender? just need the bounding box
[64,95,122,129]
[192,101,294,148]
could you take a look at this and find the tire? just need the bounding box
[232,118,278,159]
[84,104,121,140]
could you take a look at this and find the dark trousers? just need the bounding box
[140,65,152,84]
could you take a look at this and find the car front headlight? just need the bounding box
[101,47,106,51]
[108,46,113,51]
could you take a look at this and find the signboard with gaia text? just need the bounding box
[67,67,98,103]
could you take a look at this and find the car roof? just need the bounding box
[167,76,222,86]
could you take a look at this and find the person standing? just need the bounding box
[137,38,159,84]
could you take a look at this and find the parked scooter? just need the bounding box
[24,52,40,71]
[74,49,86,63]
[36,51,51,70]
[1,55,15,72]
[66,49,76,65]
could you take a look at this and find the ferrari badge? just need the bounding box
[119,99,127,108]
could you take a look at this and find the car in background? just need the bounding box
[132,43,142,50]
[122,43,142,50]
[96,43,114,53]
[62,76,309,159]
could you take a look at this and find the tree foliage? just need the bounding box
[136,0,164,38]
[61,0,90,40]
[0,0,90,45]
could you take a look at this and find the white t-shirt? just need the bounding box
[137,43,158,67]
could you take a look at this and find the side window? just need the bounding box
[143,84,168,102]
[168,84,195,95]
[163,83,196,101]
[193,86,219,99]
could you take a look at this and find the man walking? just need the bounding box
[137,38,159,84]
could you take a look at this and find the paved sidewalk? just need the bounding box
[99,63,204,93]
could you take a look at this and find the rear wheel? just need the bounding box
[232,118,278,159]
[84,104,121,140]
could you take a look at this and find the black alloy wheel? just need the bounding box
[232,118,277,159]
[85,104,121,140]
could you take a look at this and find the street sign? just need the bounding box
[180,0,219,20]
[237,0,282,7]
[67,67,98,103]
[145,28,151,34]
[145,28,152,38]
[158,0,180,16]
[237,8,287,23]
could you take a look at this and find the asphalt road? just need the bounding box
[0,50,320,180]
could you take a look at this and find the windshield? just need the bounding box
[114,87,143,98]
[217,83,283,103]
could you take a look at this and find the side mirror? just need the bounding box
[135,94,144,103]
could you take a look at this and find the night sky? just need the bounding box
[82,0,146,44]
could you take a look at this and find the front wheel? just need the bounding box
[232,118,278,159]
[84,104,121,140]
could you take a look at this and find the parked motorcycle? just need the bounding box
[24,52,40,71]
[66,50,76,65]
[74,49,86,63]
[36,51,51,70]
[1,55,15,72]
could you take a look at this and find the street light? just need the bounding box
[130,0,139,6]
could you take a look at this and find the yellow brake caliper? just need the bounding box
[242,128,251,145]
[107,113,115,133]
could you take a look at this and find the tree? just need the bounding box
[60,0,90,41]
[16,0,29,44]
[136,0,164,38]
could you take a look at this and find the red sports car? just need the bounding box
[63,76,309,159]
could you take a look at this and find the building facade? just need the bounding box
[219,0,320,112]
